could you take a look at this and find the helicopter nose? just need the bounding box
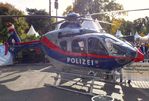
[133,49,144,62]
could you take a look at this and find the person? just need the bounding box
[105,38,117,54]
[140,43,148,56]
[6,22,21,45]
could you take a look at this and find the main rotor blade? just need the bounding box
[80,18,93,21]
[51,20,65,25]
[0,15,65,18]
[90,8,149,16]
[98,21,115,25]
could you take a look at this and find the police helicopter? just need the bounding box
[0,9,145,73]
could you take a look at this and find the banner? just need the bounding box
[0,45,13,66]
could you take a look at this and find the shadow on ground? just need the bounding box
[0,64,149,101]
[0,84,92,101]
[101,83,149,101]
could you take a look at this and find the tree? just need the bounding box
[63,6,73,16]
[144,16,149,33]
[73,0,123,15]
[118,20,133,35]
[0,3,29,42]
[118,17,149,36]
[132,17,149,35]
[66,0,124,33]
[111,18,123,34]
[26,8,55,34]
[73,0,93,14]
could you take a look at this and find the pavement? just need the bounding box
[0,63,149,101]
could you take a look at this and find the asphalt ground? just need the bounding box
[0,63,149,101]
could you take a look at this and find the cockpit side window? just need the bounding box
[71,39,86,53]
[60,40,67,51]
[88,37,107,55]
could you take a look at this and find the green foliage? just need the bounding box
[69,0,124,33]
[119,20,133,35]
[14,17,29,35]
[26,8,55,34]
[67,0,149,35]
[20,33,40,42]
[119,16,149,36]
[73,0,123,15]
[111,18,123,34]
[133,17,149,34]
[63,6,73,16]
[25,34,40,42]
[0,3,29,42]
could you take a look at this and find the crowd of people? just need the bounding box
[136,43,149,59]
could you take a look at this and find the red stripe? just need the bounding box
[41,36,133,59]
[41,37,87,57]
[133,49,144,62]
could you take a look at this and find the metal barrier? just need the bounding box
[123,61,149,81]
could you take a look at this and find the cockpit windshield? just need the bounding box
[105,38,126,56]
[102,34,136,56]
[104,34,135,50]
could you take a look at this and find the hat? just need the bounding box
[6,22,15,33]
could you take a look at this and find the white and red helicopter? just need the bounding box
[0,9,145,72]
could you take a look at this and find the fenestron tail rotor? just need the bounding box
[98,20,115,25]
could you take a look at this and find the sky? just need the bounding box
[116,0,149,21]
[0,0,73,16]
[0,0,149,21]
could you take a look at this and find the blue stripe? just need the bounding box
[43,45,124,70]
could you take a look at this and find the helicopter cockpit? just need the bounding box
[104,36,136,57]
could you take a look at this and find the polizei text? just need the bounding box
[67,57,95,66]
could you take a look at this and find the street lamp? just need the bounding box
[49,0,51,16]
[55,0,58,22]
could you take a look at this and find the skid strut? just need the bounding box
[45,68,123,95]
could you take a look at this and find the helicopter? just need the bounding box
[0,10,145,72]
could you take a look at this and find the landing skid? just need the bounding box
[45,67,123,95]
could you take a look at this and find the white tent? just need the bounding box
[0,45,13,66]
[134,31,141,41]
[129,32,133,36]
[27,25,39,37]
[142,33,149,39]
[140,33,149,42]
[115,30,123,38]
[95,19,105,32]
